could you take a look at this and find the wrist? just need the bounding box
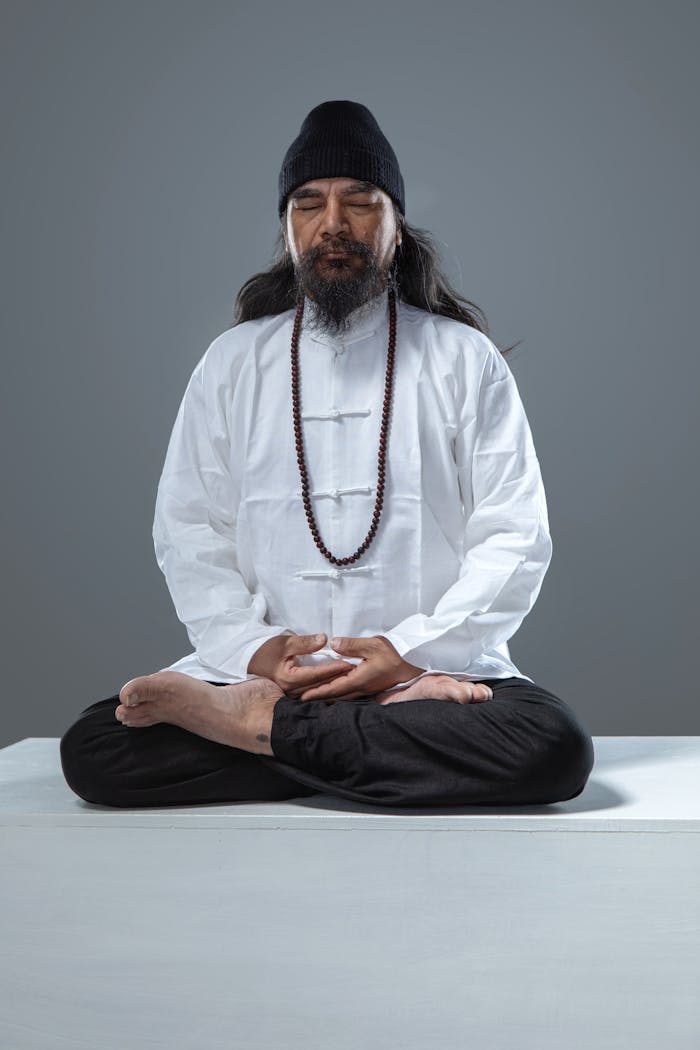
[397,660,426,682]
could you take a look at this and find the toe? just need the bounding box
[119,671,178,707]
[456,682,491,704]
[115,703,158,727]
[115,703,138,720]
[120,677,149,707]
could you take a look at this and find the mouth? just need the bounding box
[320,250,354,258]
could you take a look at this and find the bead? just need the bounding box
[291,289,396,566]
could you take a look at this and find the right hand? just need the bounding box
[247,633,368,700]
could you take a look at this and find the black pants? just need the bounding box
[59,676,595,809]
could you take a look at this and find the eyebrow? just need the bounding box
[290,181,376,201]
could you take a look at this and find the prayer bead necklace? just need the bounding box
[291,288,396,566]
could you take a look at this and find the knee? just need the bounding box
[523,706,595,803]
[60,720,96,803]
[60,718,123,807]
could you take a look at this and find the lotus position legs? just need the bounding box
[113,671,494,757]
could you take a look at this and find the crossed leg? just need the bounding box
[60,671,594,810]
[110,670,495,757]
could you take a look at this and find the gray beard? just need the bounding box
[292,240,392,339]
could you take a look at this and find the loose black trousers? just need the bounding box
[59,676,595,809]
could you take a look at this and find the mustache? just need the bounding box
[308,241,373,261]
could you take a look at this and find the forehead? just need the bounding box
[292,177,382,195]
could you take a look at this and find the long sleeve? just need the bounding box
[152,338,294,680]
[381,340,553,675]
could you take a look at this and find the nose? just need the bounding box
[315,196,351,240]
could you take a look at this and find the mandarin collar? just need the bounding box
[303,287,391,346]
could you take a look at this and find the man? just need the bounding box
[60,101,594,809]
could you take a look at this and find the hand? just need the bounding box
[296,635,425,702]
[247,633,359,697]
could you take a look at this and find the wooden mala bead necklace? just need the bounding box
[291,287,397,566]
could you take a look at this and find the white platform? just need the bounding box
[1,736,699,1049]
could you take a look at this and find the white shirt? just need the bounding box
[153,287,552,689]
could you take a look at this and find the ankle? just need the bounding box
[245,695,279,756]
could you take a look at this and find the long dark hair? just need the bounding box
[233,204,520,358]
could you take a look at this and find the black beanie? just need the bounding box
[278,100,405,219]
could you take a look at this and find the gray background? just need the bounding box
[1,0,697,747]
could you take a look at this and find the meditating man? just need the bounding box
[60,100,594,809]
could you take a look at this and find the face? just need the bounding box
[283,177,402,337]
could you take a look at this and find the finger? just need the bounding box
[298,680,352,701]
[330,636,378,658]
[284,660,358,694]
[297,669,369,702]
[286,633,328,655]
[286,658,357,683]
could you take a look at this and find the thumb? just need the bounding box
[289,633,327,653]
[330,636,375,658]
[330,636,357,653]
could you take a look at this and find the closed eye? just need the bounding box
[297,203,372,211]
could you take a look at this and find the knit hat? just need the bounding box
[278,100,405,219]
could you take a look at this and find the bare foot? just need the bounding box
[114,671,284,755]
[375,674,494,706]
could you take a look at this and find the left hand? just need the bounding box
[293,635,425,702]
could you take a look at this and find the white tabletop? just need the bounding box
[1,736,699,832]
